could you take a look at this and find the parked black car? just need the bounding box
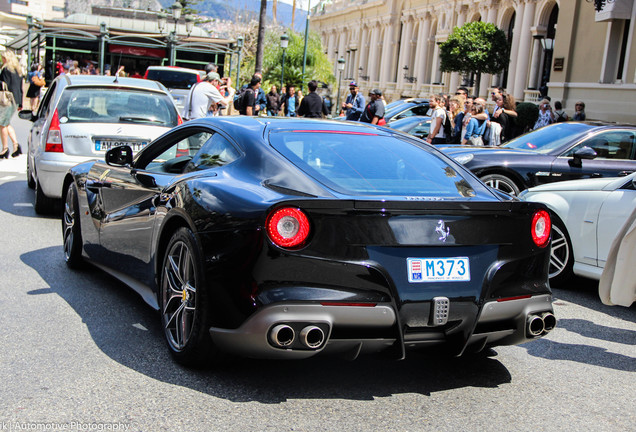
[440,122,636,195]
[62,117,555,367]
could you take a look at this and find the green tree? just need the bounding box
[239,29,335,91]
[439,21,509,94]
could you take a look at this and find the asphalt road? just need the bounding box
[0,117,634,432]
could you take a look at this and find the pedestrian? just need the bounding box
[462,102,487,146]
[341,81,365,121]
[182,71,230,120]
[533,99,555,130]
[297,80,329,118]
[554,100,569,122]
[425,94,448,145]
[280,85,300,117]
[236,72,267,116]
[26,63,44,112]
[238,75,262,116]
[266,85,281,116]
[0,50,23,159]
[323,95,332,116]
[359,88,385,124]
[447,95,464,144]
[573,101,586,121]
[218,77,235,116]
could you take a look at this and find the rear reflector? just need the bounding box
[45,109,64,153]
[320,302,377,307]
[496,295,532,302]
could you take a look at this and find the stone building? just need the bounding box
[311,0,636,123]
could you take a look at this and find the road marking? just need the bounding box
[14,203,33,207]
[0,175,16,180]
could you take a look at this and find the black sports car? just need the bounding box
[439,122,636,196]
[62,117,555,367]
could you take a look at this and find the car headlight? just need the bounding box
[453,153,474,165]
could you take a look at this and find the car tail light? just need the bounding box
[177,115,183,125]
[531,210,551,248]
[266,207,311,248]
[45,109,64,153]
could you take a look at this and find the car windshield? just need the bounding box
[502,123,594,154]
[146,69,200,89]
[270,131,485,198]
[57,87,179,126]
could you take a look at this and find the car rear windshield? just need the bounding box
[503,123,593,154]
[270,131,484,198]
[146,69,200,89]
[57,87,179,126]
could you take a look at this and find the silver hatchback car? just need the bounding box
[19,75,181,214]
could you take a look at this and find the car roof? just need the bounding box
[146,65,204,74]
[55,74,169,93]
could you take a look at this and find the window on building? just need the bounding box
[9,0,28,5]
[52,6,65,12]
[601,19,632,83]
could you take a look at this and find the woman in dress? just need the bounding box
[0,50,23,159]
[26,63,43,112]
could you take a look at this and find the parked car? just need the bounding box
[61,116,555,367]
[144,65,205,112]
[520,171,636,286]
[19,75,181,214]
[387,116,432,139]
[440,122,636,196]
[378,97,430,125]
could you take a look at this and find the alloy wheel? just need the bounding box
[549,224,570,279]
[162,240,198,351]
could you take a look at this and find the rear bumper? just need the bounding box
[36,155,95,198]
[209,294,554,360]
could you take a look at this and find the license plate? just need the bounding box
[407,257,470,283]
[95,140,148,152]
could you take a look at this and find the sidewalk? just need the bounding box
[0,152,27,174]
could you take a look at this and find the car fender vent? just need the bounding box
[262,180,317,197]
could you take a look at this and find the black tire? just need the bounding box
[62,182,84,269]
[34,177,56,215]
[26,156,35,189]
[480,174,521,196]
[160,227,219,367]
[549,217,574,286]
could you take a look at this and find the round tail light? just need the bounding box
[266,207,311,248]
[531,210,551,248]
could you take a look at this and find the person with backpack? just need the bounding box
[554,101,569,122]
[425,94,448,145]
[359,88,385,124]
[234,73,267,116]
[236,75,262,116]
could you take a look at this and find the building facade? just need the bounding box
[311,0,636,123]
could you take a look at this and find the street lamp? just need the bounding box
[236,36,244,87]
[157,2,193,66]
[336,57,345,116]
[280,33,289,92]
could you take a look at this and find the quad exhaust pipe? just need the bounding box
[527,312,557,337]
[269,324,326,349]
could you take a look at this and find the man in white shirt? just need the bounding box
[182,72,230,120]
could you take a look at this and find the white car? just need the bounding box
[144,66,205,112]
[20,75,181,214]
[520,171,636,286]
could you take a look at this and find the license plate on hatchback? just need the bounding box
[95,140,148,152]
[407,257,470,283]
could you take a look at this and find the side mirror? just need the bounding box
[106,145,133,167]
[569,146,597,167]
[18,110,37,122]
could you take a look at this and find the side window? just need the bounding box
[412,121,431,137]
[184,133,241,172]
[564,131,636,160]
[38,82,57,119]
[412,105,430,116]
[143,130,213,173]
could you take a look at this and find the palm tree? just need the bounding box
[255,0,267,73]
[273,0,277,25]
[291,0,297,29]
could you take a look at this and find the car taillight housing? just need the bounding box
[531,210,551,248]
[266,207,311,248]
[45,109,64,153]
